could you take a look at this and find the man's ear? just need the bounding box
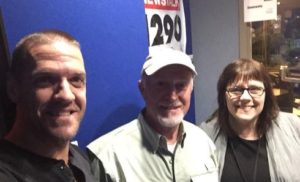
[138,79,145,99]
[6,73,19,103]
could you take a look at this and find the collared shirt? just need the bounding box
[0,139,97,182]
[88,112,218,182]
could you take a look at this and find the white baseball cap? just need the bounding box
[141,46,197,76]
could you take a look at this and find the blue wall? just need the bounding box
[0,0,195,148]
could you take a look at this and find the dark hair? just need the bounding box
[217,58,279,137]
[10,30,80,79]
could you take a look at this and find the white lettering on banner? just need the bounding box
[144,0,187,52]
[145,0,179,10]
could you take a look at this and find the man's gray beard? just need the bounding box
[157,112,184,128]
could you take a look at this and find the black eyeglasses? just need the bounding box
[226,86,265,98]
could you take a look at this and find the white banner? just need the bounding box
[244,0,277,22]
[144,0,187,52]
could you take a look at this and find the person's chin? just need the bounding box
[46,122,79,142]
[158,114,184,128]
[51,130,77,143]
[235,114,257,123]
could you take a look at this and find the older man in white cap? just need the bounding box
[87,46,218,182]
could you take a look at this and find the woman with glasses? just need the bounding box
[200,58,300,182]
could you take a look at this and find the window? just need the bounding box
[250,0,300,115]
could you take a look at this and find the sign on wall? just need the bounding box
[144,0,187,52]
[244,0,277,22]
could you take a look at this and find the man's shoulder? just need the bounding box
[183,120,212,137]
[0,140,15,170]
[182,121,216,144]
[87,119,140,154]
[0,139,23,163]
[0,140,38,181]
[0,140,96,182]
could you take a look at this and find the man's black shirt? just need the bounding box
[0,139,97,182]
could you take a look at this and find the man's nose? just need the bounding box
[166,84,179,100]
[54,79,75,101]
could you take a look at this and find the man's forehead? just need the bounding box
[29,40,83,60]
[25,40,85,73]
[31,60,86,78]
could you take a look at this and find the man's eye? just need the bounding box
[69,76,85,88]
[34,76,56,88]
[156,81,167,87]
[175,82,187,90]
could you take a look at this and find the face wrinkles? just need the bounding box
[226,79,265,127]
[141,65,193,132]
[18,40,86,144]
